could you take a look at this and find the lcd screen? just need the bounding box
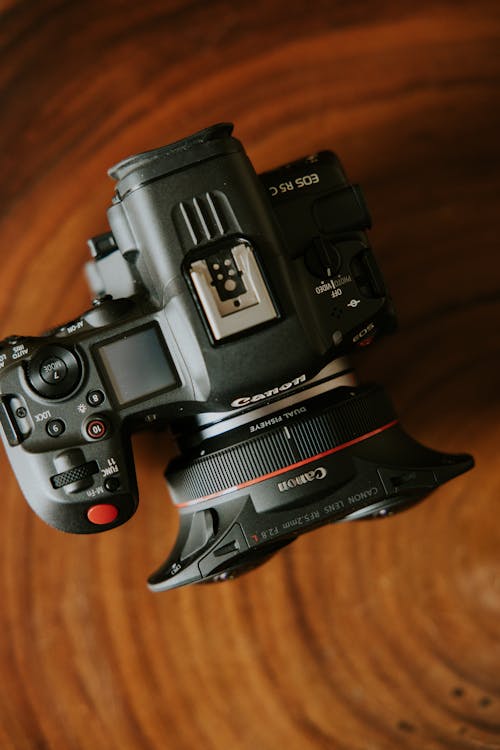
[97,327,178,405]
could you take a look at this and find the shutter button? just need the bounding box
[87,504,118,525]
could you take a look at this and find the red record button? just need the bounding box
[87,503,118,525]
[85,417,108,440]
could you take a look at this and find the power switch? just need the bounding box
[304,237,342,279]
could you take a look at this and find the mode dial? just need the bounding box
[27,345,82,399]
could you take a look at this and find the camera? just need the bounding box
[0,124,473,590]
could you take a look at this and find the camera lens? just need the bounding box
[167,381,396,513]
[148,361,472,590]
[156,381,375,583]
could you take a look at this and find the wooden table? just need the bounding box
[0,2,499,748]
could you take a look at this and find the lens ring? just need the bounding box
[166,385,396,505]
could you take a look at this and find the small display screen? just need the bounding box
[97,326,178,405]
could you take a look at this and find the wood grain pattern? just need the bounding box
[0,2,499,748]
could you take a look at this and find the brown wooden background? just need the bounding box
[0,1,499,748]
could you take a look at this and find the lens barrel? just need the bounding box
[167,385,397,508]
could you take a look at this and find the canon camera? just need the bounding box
[0,124,473,590]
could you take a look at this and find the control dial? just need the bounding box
[27,345,82,399]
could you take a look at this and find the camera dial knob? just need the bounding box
[304,237,342,279]
[27,345,82,399]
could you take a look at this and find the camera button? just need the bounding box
[104,476,120,493]
[46,419,66,438]
[27,345,82,399]
[40,356,68,385]
[85,417,108,440]
[86,389,105,407]
[87,503,118,525]
[6,336,23,345]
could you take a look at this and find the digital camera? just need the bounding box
[0,124,473,590]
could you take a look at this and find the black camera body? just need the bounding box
[0,124,472,590]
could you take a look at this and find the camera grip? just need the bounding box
[3,427,138,534]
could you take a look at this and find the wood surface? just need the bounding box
[0,1,499,748]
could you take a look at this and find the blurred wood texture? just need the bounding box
[0,1,499,748]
